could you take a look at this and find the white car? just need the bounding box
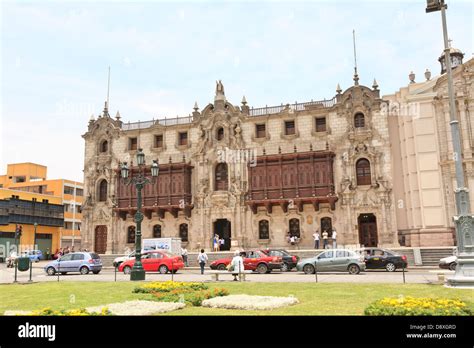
[113,251,136,267]
[439,255,457,271]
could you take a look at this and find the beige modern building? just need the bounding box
[386,49,473,247]
[81,48,472,254]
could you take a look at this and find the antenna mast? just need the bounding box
[107,66,111,109]
[353,30,359,85]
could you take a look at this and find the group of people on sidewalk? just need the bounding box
[312,228,337,249]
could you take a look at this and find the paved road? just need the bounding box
[0,261,451,284]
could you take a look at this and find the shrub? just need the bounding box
[364,297,473,316]
[30,307,111,316]
[133,281,208,294]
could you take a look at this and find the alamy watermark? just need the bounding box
[216,147,257,167]
[380,100,421,119]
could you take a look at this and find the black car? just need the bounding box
[261,249,299,271]
[360,248,408,272]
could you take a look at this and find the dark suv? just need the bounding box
[261,249,299,272]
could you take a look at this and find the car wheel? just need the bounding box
[256,263,268,274]
[93,271,100,274]
[159,265,169,274]
[303,264,315,274]
[80,266,89,275]
[449,263,457,271]
[123,266,132,275]
[46,267,56,276]
[348,264,360,275]
[217,264,227,271]
[281,263,289,272]
[385,262,396,272]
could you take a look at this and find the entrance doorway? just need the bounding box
[94,225,108,254]
[358,214,378,247]
[213,219,231,251]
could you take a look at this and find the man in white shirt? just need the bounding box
[332,229,337,249]
[313,230,320,249]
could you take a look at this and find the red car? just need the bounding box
[209,250,283,274]
[118,250,184,274]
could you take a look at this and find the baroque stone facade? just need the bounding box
[82,76,400,254]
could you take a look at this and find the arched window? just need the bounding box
[98,179,108,202]
[153,225,161,238]
[356,158,371,185]
[127,226,136,244]
[100,140,108,153]
[354,113,365,128]
[215,163,228,191]
[320,217,333,235]
[217,127,224,141]
[179,223,188,242]
[289,218,300,238]
[258,220,269,240]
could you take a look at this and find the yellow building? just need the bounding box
[0,188,64,258]
[0,163,83,249]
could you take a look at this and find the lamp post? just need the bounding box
[33,222,37,249]
[426,0,474,288]
[120,148,159,281]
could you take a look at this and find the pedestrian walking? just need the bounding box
[181,247,188,267]
[219,238,225,250]
[322,230,329,249]
[213,234,219,252]
[313,230,320,249]
[230,250,244,281]
[332,229,337,249]
[197,249,208,275]
[71,245,75,253]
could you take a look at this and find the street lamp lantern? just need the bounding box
[151,160,159,177]
[136,148,145,166]
[120,162,129,179]
[425,0,444,13]
[426,0,474,288]
[120,151,159,281]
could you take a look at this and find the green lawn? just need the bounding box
[1,282,473,315]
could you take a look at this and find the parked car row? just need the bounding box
[39,247,412,276]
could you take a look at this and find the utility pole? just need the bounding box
[426,0,474,288]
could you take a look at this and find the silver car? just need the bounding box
[44,252,102,275]
[296,249,366,274]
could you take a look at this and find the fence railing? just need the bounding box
[122,116,194,131]
[121,97,337,130]
[249,97,337,117]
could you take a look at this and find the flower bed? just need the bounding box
[86,300,185,315]
[364,297,473,316]
[133,281,208,294]
[4,307,111,316]
[202,294,299,310]
[151,288,229,307]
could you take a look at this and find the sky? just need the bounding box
[1,0,473,182]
